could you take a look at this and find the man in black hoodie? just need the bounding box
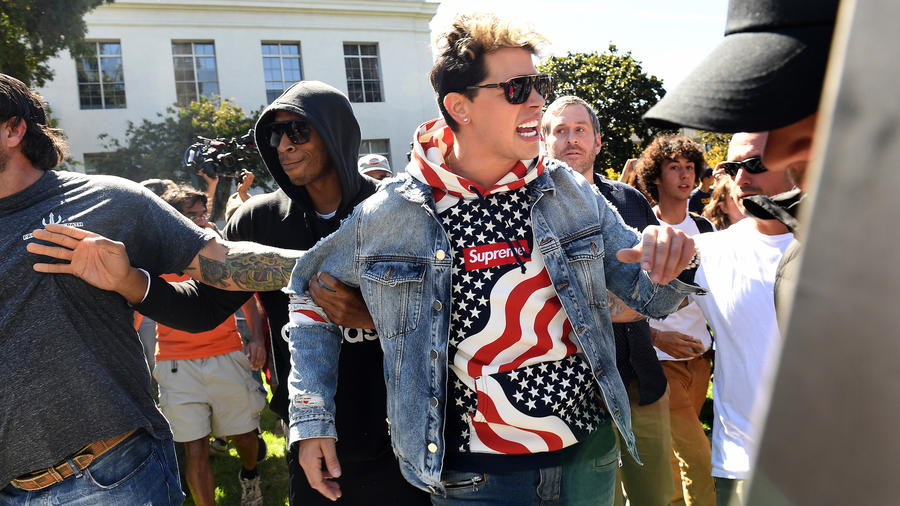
[130,81,428,505]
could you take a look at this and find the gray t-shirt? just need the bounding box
[0,170,214,486]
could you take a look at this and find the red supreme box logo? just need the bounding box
[464,240,531,271]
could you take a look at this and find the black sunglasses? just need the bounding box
[466,74,553,105]
[267,120,311,148]
[718,157,768,178]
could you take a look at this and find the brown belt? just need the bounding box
[11,430,137,491]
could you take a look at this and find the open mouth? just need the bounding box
[516,120,539,138]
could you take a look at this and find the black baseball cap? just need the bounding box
[643,0,841,133]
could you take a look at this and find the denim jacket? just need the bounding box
[284,160,702,494]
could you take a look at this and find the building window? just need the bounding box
[343,43,383,103]
[172,41,219,106]
[360,139,391,166]
[76,41,126,109]
[262,42,302,103]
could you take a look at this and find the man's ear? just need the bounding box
[442,92,471,126]
[2,118,27,149]
[592,132,603,156]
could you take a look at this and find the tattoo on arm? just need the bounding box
[198,250,296,291]
[607,291,646,322]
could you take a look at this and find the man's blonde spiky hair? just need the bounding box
[430,12,548,131]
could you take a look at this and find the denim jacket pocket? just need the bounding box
[361,260,426,339]
[561,234,608,309]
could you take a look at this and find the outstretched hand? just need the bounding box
[27,224,147,303]
[28,224,131,290]
[615,225,696,285]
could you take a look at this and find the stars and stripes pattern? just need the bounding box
[434,187,604,456]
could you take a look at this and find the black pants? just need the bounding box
[287,441,430,505]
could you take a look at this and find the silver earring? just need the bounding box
[463,117,469,123]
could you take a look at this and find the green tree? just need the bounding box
[91,97,268,220]
[538,46,669,173]
[696,131,732,167]
[0,0,112,87]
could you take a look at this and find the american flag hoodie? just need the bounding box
[406,119,606,459]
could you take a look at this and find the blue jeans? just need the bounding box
[0,430,184,505]
[431,419,618,505]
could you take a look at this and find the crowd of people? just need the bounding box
[1,0,838,504]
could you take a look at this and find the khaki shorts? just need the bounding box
[153,350,266,443]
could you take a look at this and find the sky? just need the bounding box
[430,0,729,92]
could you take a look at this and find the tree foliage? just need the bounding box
[0,0,111,87]
[90,97,268,220]
[696,131,732,167]
[538,46,668,173]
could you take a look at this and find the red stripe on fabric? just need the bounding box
[294,309,326,323]
[473,393,564,452]
[414,152,453,192]
[559,319,577,355]
[467,269,552,378]
[501,294,563,372]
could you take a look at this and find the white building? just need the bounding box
[37,0,440,174]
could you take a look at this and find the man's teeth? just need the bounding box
[517,120,538,137]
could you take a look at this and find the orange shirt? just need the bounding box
[154,273,243,361]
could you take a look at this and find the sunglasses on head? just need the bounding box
[466,74,553,105]
[718,157,768,178]
[267,120,311,148]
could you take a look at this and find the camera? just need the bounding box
[184,129,256,178]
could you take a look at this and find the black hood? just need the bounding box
[254,81,362,217]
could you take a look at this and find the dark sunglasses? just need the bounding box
[718,157,768,178]
[467,74,553,105]
[267,120,311,148]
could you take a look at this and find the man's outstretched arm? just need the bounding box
[28,223,303,303]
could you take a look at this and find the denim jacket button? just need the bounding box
[432,300,443,311]
[430,397,439,407]
[428,443,438,453]
[430,350,438,360]
[435,250,446,261]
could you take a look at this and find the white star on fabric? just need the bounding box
[475,232,487,243]
[542,393,553,405]
[462,211,472,222]
[478,296,489,306]
[485,222,496,232]
[502,202,513,212]
[525,399,537,410]
[463,225,475,235]
[450,206,461,216]
[513,391,525,402]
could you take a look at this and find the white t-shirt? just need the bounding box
[650,209,713,361]
[691,218,793,479]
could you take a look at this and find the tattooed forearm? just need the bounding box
[607,291,646,322]
[227,251,294,291]
[190,239,303,291]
